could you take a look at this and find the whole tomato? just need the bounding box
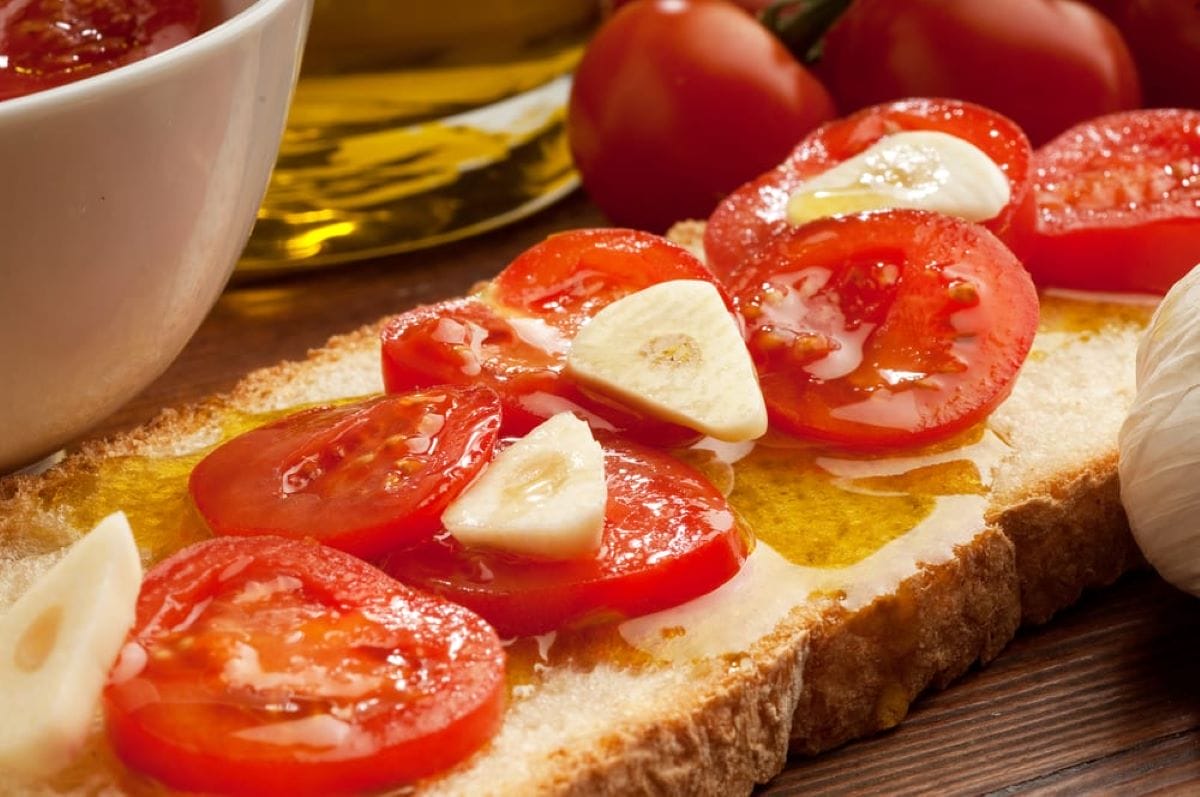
[1090,0,1200,108]
[816,0,1142,145]
[568,0,835,231]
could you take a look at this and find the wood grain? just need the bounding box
[75,191,1200,793]
[761,573,1200,795]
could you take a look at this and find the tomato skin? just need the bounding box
[731,209,1039,449]
[1011,109,1200,295]
[382,229,724,445]
[817,0,1141,147]
[103,536,505,797]
[0,0,200,101]
[704,98,1034,284]
[189,387,502,559]
[1088,0,1200,109]
[568,0,835,232]
[382,435,748,638]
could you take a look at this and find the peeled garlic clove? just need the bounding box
[443,412,607,560]
[0,512,142,776]
[786,130,1011,226]
[565,279,768,442]
[1118,264,1200,597]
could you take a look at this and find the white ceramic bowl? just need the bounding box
[0,0,313,472]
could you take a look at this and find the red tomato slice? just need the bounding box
[382,229,724,445]
[103,536,505,797]
[189,387,501,559]
[0,0,200,101]
[381,435,749,638]
[704,98,1034,284]
[732,209,1038,449]
[380,297,599,434]
[491,227,723,333]
[1010,109,1200,295]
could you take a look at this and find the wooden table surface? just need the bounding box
[82,191,1200,795]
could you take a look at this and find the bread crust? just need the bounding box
[992,455,1144,625]
[791,528,1019,754]
[551,625,808,796]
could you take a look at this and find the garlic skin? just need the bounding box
[1118,265,1200,597]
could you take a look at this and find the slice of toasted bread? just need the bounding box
[0,222,1153,793]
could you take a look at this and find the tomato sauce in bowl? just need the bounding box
[0,0,201,102]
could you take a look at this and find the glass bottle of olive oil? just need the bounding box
[237,1,600,276]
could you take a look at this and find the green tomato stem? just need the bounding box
[759,0,853,64]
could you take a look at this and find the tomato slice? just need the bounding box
[189,387,501,559]
[732,209,1038,449]
[0,0,200,101]
[1010,109,1200,294]
[103,536,505,797]
[490,227,723,333]
[381,229,725,445]
[380,296,616,434]
[382,435,749,638]
[704,98,1034,283]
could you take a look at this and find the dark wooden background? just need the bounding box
[84,192,1200,795]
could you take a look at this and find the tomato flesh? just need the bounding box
[704,98,1034,284]
[732,209,1039,449]
[382,435,749,638]
[0,0,200,101]
[382,229,723,445]
[189,387,502,559]
[1012,109,1200,294]
[103,536,506,797]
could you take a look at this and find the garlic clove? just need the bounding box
[786,130,1011,226]
[0,512,143,776]
[565,279,768,443]
[1118,264,1200,597]
[442,412,607,560]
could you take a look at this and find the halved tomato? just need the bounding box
[104,536,505,797]
[382,435,749,638]
[704,98,1034,283]
[189,387,501,559]
[732,209,1038,449]
[1010,108,1200,294]
[382,229,726,445]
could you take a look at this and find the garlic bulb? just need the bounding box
[1118,265,1200,597]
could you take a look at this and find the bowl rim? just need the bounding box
[0,0,304,118]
